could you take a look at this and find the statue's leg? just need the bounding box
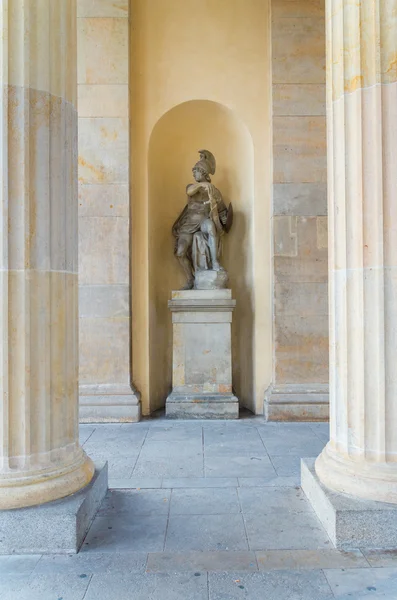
[176,235,194,289]
[201,220,221,271]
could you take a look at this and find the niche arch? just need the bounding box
[147,100,255,411]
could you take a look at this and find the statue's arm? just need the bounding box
[186,183,203,197]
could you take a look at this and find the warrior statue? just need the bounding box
[172,150,233,290]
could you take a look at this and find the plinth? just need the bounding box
[166,290,239,419]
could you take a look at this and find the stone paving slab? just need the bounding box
[165,514,249,551]
[324,567,397,598]
[98,489,171,516]
[109,477,163,489]
[269,454,302,476]
[0,555,41,575]
[34,552,148,575]
[0,573,92,600]
[170,488,241,515]
[146,551,258,573]
[83,514,168,553]
[162,477,238,488]
[238,476,300,487]
[205,454,275,478]
[243,510,332,550]
[363,549,397,567]
[133,455,204,478]
[208,570,334,599]
[256,548,369,570]
[84,572,209,600]
[238,486,311,514]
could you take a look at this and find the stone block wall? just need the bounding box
[77,0,140,421]
[267,0,329,419]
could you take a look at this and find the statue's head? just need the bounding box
[192,149,216,183]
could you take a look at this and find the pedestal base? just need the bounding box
[0,464,108,554]
[167,290,238,420]
[166,393,239,419]
[301,458,397,549]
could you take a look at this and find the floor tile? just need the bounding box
[0,575,30,600]
[262,436,325,456]
[0,555,41,575]
[83,440,142,457]
[324,567,397,598]
[147,551,257,572]
[133,455,204,478]
[256,548,369,570]
[243,511,332,550]
[79,426,96,445]
[170,487,240,515]
[162,477,238,488]
[86,455,137,478]
[363,549,397,567]
[2,574,92,600]
[98,489,171,516]
[85,572,209,600]
[205,454,275,478]
[165,514,248,551]
[85,428,147,445]
[204,442,268,456]
[34,552,147,575]
[83,514,168,553]
[269,455,302,477]
[139,440,203,458]
[238,486,311,514]
[208,570,333,599]
[109,477,162,489]
[238,476,300,487]
[146,427,203,442]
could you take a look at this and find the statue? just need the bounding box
[172,150,233,290]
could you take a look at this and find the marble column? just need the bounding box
[315,0,397,503]
[0,0,94,509]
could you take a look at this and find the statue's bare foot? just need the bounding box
[182,279,194,290]
[212,261,222,271]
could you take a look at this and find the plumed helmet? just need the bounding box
[193,149,216,176]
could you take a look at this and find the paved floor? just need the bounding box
[2,418,397,599]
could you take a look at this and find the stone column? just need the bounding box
[0,0,94,509]
[313,0,397,503]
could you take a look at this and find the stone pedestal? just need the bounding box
[166,290,238,419]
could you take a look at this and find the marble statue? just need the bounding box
[172,150,233,290]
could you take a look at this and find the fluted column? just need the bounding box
[315,0,397,502]
[0,0,94,509]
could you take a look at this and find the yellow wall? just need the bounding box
[131,0,272,414]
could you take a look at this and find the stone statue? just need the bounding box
[172,150,233,290]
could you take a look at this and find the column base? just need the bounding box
[316,443,397,504]
[79,384,141,423]
[0,452,95,510]
[0,463,108,554]
[301,458,397,549]
[264,384,329,421]
[166,392,239,419]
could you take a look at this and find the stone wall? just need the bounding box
[77,0,140,421]
[266,0,329,419]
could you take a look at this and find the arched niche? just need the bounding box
[148,100,255,411]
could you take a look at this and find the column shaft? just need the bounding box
[0,0,94,509]
[316,0,397,502]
